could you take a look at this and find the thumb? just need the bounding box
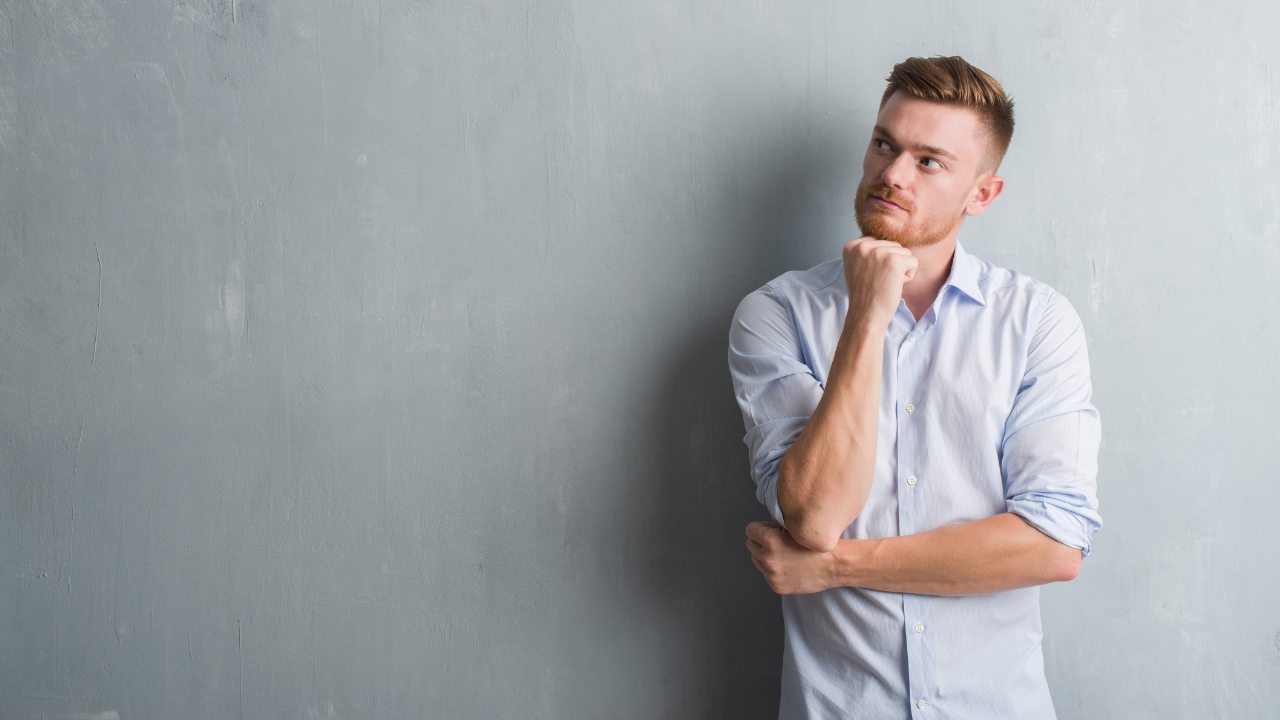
[902,256,919,282]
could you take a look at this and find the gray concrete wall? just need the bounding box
[2,1,1277,718]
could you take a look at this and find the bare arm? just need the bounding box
[745,514,1082,597]
[776,239,916,552]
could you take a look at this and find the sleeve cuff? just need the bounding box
[1007,497,1101,557]
[760,467,788,530]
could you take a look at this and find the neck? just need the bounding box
[901,236,957,321]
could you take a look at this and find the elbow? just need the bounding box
[1048,546,1082,583]
[780,512,842,554]
[1059,553,1082,582]
[794,528,840,554]
[1014,513,1084,584]
[775,461,845,554]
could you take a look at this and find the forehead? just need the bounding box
[874,92,986,164]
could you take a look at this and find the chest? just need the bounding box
[801,298,1031,444]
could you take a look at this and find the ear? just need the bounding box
[963,174,1005,217]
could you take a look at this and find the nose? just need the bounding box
[880,151,913,191]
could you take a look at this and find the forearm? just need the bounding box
[776,319,884,552]
[830,513,1083,596]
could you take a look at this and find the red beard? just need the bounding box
[854,181,960,248]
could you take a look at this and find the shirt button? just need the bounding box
[917,699,928,709]
[907,476,917,486]
[905,403,915,413]
[914,623,924,633]
[908,335,916,342]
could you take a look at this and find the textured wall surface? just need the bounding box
[2,1,1278,718]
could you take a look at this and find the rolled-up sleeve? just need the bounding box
[1002,290,1103,556]
[727,287,824,528]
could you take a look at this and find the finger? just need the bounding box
[848,236,893,248]
[753,522,786,548]
[855,239,904,256]
[745,537,764,556]
[751,556,769,575]
[872,244,913,258]
[900,255,919,281]
[745,521,771,543]
[853,237,890,247]
[883,252,917,271]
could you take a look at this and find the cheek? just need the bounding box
[862,153,888,180]
[924,187,969,217]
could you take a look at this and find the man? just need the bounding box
[727,56,1101,719]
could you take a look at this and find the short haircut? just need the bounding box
[879,56,1015,171]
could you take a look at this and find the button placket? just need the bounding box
[896,311,937,713]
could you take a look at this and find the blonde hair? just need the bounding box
[880,56,1015,169]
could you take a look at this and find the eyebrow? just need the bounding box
[873,125,959,162]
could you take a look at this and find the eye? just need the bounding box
[921,157,942,170]
[874,138,891,151]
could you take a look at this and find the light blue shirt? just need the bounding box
[728,240,1102,720]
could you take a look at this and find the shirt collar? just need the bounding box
[943,239,986,306]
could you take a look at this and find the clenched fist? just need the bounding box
[745,521,838,595]
[842,237,918,330]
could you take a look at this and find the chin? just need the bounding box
[856,211,951,249]
[857,214,914,247]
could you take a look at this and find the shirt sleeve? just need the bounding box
[727,286,825,529]
[1002,290,1103,556]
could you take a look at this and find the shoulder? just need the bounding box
[730,257,844,355]
[969,253,1081,328]
[733,258,844,320]
[969,253,1052,304]
[763,257,845,296]
[965,250,1086,361]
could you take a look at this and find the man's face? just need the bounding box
[855,91,997,248]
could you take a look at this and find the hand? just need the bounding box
[841,237,918,330]
[745,521,838,595]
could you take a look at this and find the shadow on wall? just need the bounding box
[636,125,858,718]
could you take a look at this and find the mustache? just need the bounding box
[859,183,912,213]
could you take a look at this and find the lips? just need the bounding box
[871,195,906,212]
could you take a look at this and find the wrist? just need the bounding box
[843,302,889,335]
[837,316,886,360]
